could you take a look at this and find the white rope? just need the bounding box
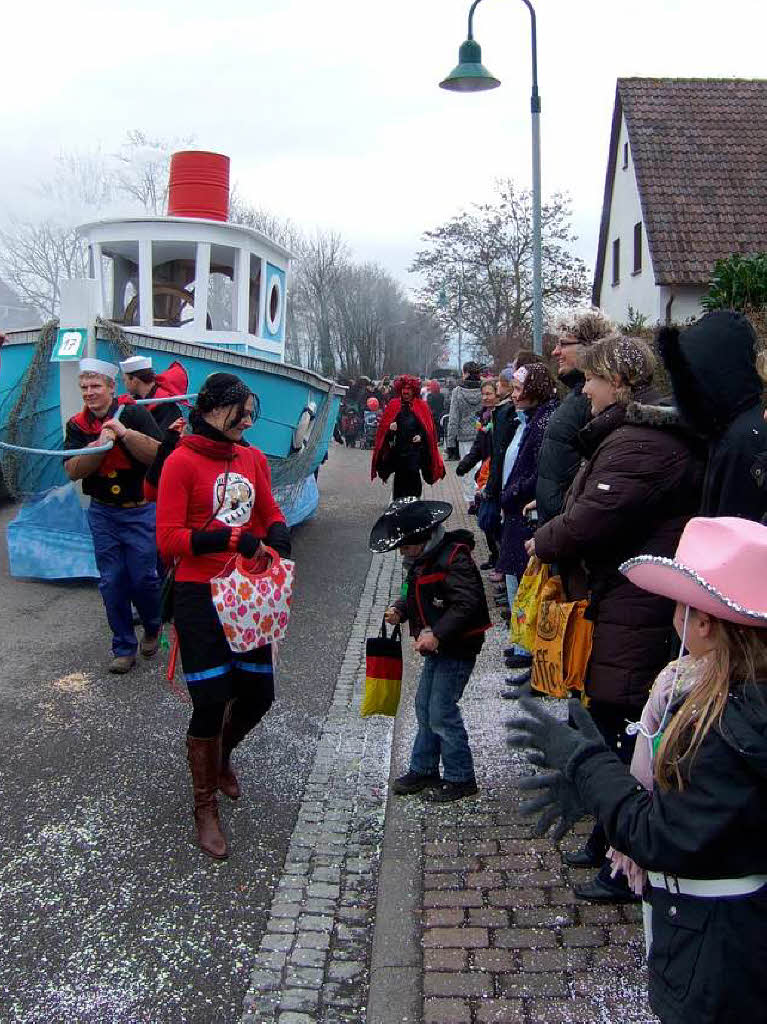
[0,394,197,458]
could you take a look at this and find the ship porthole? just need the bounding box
[292,402,317,451]
[267,277,283,334]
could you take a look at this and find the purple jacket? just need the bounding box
[496,398,558,577]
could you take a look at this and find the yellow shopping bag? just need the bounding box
[509,556,550,652]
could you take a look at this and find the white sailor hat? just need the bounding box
[78,357,119,380]
[119,355,153,374]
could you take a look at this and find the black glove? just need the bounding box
[190,527,232,555]
[506,697,606,774]
[236,533,261,558]
[515,770,588,842]
[455,461,468,477]
[266,521,292,559]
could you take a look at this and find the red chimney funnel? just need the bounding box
[167,151,230,222]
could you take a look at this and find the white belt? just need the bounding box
[648,871,767,898]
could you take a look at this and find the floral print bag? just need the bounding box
[211,547,295,653]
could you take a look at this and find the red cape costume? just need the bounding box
[371,376,445,486]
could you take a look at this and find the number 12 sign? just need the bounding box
[52,328,88,362]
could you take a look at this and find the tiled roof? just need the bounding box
[593,78,767,301]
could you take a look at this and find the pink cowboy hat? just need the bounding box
[620,517,767,627]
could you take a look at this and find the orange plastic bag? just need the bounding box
[531,577,593,698]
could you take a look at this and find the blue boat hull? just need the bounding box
[1,327,341,578]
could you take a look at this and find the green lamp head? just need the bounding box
[439,37,500,92]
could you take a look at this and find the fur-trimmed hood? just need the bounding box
[625,400,680,429]
[657,311,762,437]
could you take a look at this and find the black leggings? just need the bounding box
[392,466,423,500]
[578,699,638,860]
[189,684,275,738]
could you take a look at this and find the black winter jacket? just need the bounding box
[535,370,591,524]
[394,529,491,658]
[659,311,767,521]
[534,397,702,709]
[568,683,767,1024]
[484,399,518,501]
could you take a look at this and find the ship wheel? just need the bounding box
[123,284,212,329]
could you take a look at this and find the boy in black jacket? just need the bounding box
[369,498,491,803]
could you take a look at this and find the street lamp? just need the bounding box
[440,0,543,356]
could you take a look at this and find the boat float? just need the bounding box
[0,151,343,579]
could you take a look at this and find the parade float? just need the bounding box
[0,151,343,579]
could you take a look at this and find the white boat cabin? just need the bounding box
[79,216,291,362]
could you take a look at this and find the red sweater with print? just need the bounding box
[156,434,285,583]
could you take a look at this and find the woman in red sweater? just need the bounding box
[157,373,291,860]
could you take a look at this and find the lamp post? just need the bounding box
[440,0,543,357]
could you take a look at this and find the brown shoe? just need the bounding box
[108,655,136,674]
[186,735,228,860]
[140,632,161,659]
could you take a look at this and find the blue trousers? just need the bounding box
[410,653,476,783]
[88,501,161,657]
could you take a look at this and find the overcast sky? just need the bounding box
[2,0,766,296]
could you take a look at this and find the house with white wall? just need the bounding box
[592,78,767,325]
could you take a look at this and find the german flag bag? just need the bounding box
[361,617,403,717]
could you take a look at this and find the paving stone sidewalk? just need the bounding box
[372,468,656,1024]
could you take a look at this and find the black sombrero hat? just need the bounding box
[369,497,453,553]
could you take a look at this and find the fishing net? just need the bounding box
[0,319,60,497]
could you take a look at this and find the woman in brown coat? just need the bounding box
[528,336,702,902]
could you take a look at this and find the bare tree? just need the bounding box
[0,220,87,318]
[411,179,590,359]
[112,130,193,215]
[0,132,196,318]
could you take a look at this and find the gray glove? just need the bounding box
[515,770,587,841]
[506,697,606,774]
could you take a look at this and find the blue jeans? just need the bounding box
[88,501,161,656]
[410,654,476,783]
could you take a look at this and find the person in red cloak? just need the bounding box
[371,375,445,499]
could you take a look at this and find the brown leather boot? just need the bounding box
[186,735,228,860]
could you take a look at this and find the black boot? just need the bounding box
[425,779,479,803]
[392,770,441,795]
[564,823,607,868]
[505,652,532,669]
[573,862,639,904]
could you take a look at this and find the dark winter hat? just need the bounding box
[190,372,260,430]
[369,497,453,553]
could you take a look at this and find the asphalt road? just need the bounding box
[0,442,388,1024]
